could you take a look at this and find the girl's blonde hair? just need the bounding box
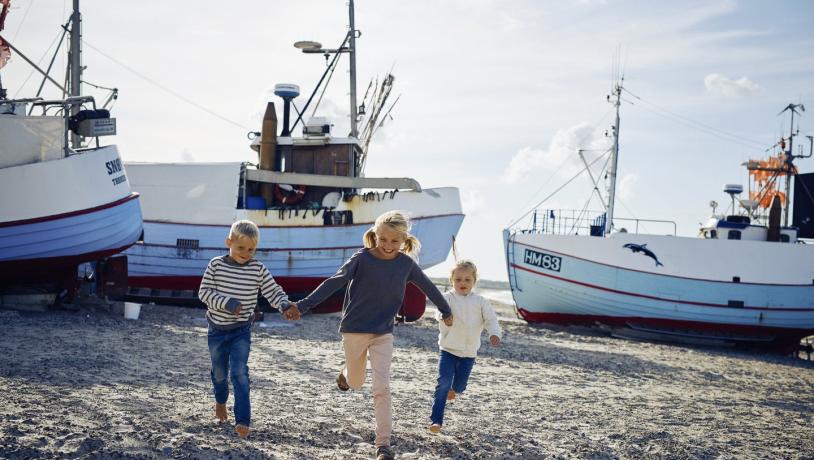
[230,220,260,242]
[362,210,421,258]
[450,259,478,282]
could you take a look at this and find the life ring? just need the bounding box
[274,183,306,205]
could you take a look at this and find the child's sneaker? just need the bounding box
[336,370,350,391]
[214,403,227,422]
[235,424,250,439]
[446,390,456,401]
[375,445,395,460]
[429,423,442,434]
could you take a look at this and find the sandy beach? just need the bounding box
[1,298,813,459]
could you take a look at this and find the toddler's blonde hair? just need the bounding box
[450,259,478,282]
[229,220,260,243]
[362,210,420,258]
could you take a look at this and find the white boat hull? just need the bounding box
[504,230,814,350]
[126,213,463,285]
[0,146,143,281]
[122,162,463,314]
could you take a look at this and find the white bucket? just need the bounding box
[123,302,141,320]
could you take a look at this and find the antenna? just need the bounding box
[723,184,743,215]
[777,103,804,117]
[293,0,360,138]
[274,84,300,137]
[709,200,718,215]
[605,74,623,235]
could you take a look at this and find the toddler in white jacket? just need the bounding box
[429,259,502,433]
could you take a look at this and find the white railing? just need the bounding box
[512,209,677,236]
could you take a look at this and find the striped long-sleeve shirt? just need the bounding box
[198,255,290,330]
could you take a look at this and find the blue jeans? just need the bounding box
[430,350,475,426]
[208,324,252,426]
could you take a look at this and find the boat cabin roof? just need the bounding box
[250,135,361,153]
[699,216,799,243]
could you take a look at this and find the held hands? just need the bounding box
[489,335,501,347]
[442,315,454,327]
[282,303,301,321]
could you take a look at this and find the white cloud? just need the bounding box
[501,146,545,184]
[617,173,638,201]
[501,123,609,183]
[461,189,486,216]
[704,73,760,98]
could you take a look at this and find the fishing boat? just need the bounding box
[503,78,814,352]
[0,1,142,290]
[122,0,463,318]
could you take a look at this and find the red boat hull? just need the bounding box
[517,308,813,353]
[127,275,428,320]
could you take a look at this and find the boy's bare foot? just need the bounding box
[429,423,442,434]
[215,403,227,422]
[336,370,349,391]
[447,390,456,401]
[235,424,250,439]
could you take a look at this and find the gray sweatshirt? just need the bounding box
[297,249,452,334]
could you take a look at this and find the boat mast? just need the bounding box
[348,0,359,139]
[605,79,623,235]
[68,0,81,149]
[293,1,360,140]
[781,103,803,226]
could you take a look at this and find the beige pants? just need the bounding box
[341,332,394,447]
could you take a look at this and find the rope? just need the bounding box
[508,148,611,228]
[9,0,35,42]
[81,39,251,131]
[11,28,63,98]
[310,50,341,118]
[621,87,769,151]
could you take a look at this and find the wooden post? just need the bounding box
[259,102,277,206]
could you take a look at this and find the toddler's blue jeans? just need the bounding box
[430,350,475,426]
[208,324,252,426]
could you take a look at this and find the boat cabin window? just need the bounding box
[780,234,790,243]
[703,229,718,239]
[727,230,741,240]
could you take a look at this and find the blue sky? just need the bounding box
[3,0,813,281]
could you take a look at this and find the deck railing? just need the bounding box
[513,209,677,236]
[4,96,106,157]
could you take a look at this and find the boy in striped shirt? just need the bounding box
[198,220,299,439]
